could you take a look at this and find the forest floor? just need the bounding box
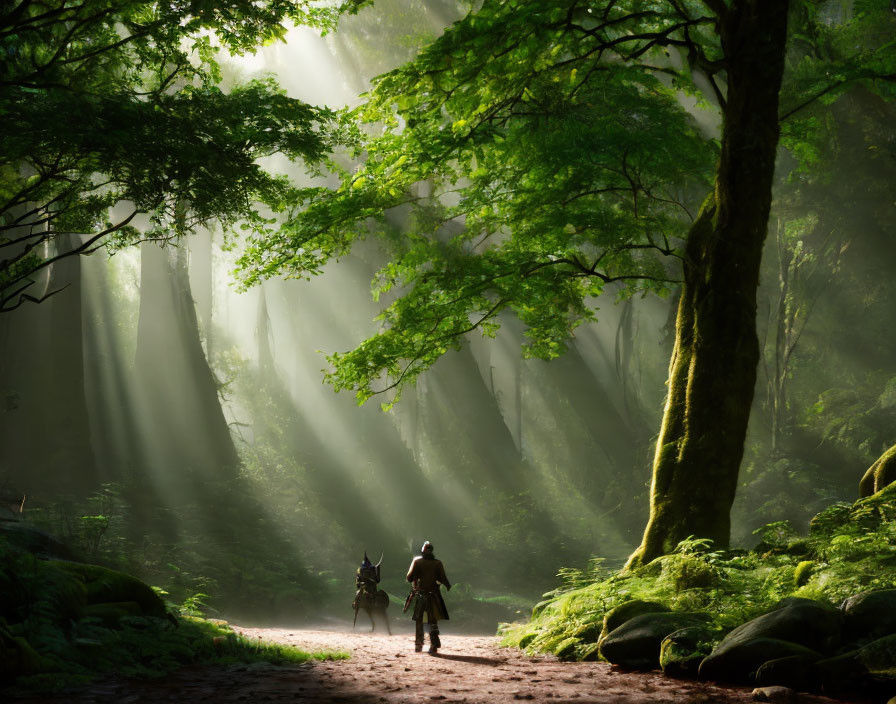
[9,626,855,704]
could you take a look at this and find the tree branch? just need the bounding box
[0,210,138,306]
[699,0,728,18]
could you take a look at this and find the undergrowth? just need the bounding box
[0,537,347,694]
[12,616,346,693]
[500,484,896,661]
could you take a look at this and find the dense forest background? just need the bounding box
[1,0,894,631]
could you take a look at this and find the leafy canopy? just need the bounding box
[0,0,367,310]
[237,0,896,406]
[237,0,724,404]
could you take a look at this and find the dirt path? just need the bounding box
[10,627,851,703]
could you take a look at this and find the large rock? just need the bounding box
[699,637,823,684]
[599,611,709,669]
[698,598,839,685]
[52,561,167,617]
[755,654,820,691]
[841,590,896,642]
[708,598,841,657]
[816,633,896,695]
[599,600,670,644]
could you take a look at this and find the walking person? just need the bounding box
[405,541,451,654]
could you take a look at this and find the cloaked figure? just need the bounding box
[353,552,391,634]
[405,541,451,654]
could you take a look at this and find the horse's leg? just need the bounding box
[367,607,376,632]
[382,608,392,635]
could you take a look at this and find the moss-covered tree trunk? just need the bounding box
[860,443,896,497]
[626,1,790,568]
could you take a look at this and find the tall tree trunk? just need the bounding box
[626,0,790,568]
[188,228,214,357]
[48,234,98,486]
[134,242,239,480]
[0,233,97,493]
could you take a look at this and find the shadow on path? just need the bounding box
[432,653,506,666]
[6,628,843,704]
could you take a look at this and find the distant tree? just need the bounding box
[0,0,366,311]
[238,0,896,565]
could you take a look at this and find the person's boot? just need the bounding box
[429,628,441,654]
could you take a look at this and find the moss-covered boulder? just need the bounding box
[30,560,89,622]
[598,600,670,644]
[754,654,820,691]
[698,598,838,684]
[841,590,896,642]
[711,598,841,656]
[698,637,823,684]
[52,561,166,618]
[816,633,896,695]
[599,611,709,670]
[659,625,718,678]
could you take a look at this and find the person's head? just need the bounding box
[421,541,434,556]
[361,552,372,568]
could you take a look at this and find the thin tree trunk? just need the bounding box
[256,287,274,375]
[626,0,790,568]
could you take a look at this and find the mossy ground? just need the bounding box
[501,485,896,661]
[8,615,347,694]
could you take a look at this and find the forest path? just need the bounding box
[12,627,850,703]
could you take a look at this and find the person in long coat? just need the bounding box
[406,541,451,653]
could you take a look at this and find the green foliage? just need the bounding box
[232,0,896,411]
[237,0,719,404]
[0,537,346,693]
[0,0,367,309]
[21,482,329,626]
[502,487,896,660]
[781,0,896,170]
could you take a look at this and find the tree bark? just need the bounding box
[0,233,98,493]
[134,242,239,479]
[859,443,896,498]
[626,0,790,568]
